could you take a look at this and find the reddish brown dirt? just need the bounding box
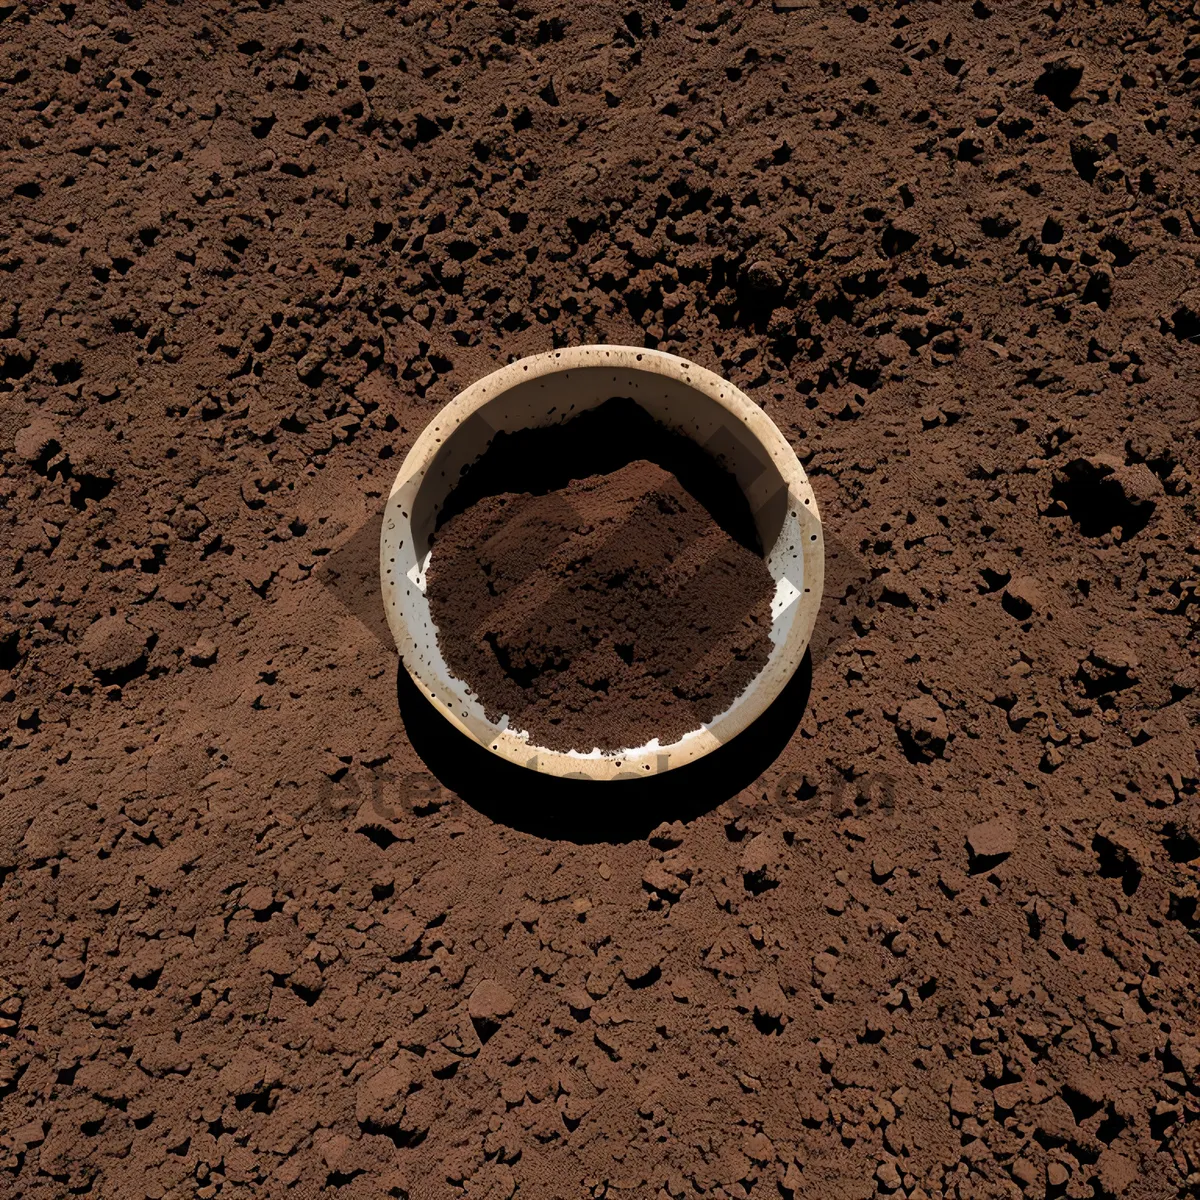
[426,455,776,754]
[1,2,1199,1198]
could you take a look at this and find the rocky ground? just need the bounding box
[1,1,1199,1197]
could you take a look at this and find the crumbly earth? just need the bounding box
[1,2,1199,1199]
[426,457,776,754]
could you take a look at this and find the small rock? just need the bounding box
[1078,641,1138,696]
[875,1159,902,1191]
[55,958,84,985]
[1064,1064,1106,1106]
[642,860,685,900]
[563,986,591,1013]
[1111,461,1163,506]
[1011,1158,1038,1186]
[241,885,275,913]
[967,819,1016,863]
[896,695,948,762]
[812,952,837,976]
[1041,744,1065,773]
[1089,640,1139,673]
[172,506,210,541]
[187,637,218,666]
[749,976,787,1028]
[1096,1149,1138,1196]
[741,833,782,892]
[223,1146,258,1185]
[160,583,194,608]
[669,975,691,1002]
[1172,666,1197,698]
[355,1056,416,1126]
[317,1132,352,1171]
[744,259,783,294]
[585,968,613,999]
[9,1122,44,1148]
[248,938,295,977]
[274,1159,303,1188]
[620,946,662,986]
[743,1131,774,1163]
[1035,1095,1078,1143]
[1002,575,1043,620]
[1047,1162,1069,1187]
[872,853,895,882]
[78,614,150,685]
[14,418,60,464]
[949,1077,977,1115]
[468,979,514,1023]
[648,820,685,849]
[129,941,164,985]
[289,961,323,998]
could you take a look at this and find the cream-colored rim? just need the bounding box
[380,345,823,780]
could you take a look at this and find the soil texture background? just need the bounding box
[1,2,1199,1199]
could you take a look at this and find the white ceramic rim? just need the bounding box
[380,345,824,780]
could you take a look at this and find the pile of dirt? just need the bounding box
[426,453,776,753]
[0,2,1198,1198]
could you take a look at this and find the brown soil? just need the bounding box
[426,450,776,754]
[1,3,1199,1199]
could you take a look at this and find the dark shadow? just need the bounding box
[1033,58,1082,111]
[432,396,763,553]
[395,649,812,843]
[967,846,1011,877]
[314,508,392,647]
[1162,823,1200,864]
[1092,832,1141,896]
[1047,459,1155,542]
[319,487,854,676]
[318,499,864,677]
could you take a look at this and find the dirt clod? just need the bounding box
[468,979,515,1024]
[77,615,150,684]
[966,819,1016,863]
[896,695,948,762]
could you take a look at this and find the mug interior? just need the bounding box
[380,348,820,778]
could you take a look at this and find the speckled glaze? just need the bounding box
[381,345,823,779]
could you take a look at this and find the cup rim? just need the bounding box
[379,344,824,780]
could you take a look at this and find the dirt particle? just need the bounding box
[468,979,515,1023]
[14,418,59,464]
[1002,575,1043,620]
[78,614,150,686]
[187,637,218,667]
[966,819,1016,865]
[896,695,947,762]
